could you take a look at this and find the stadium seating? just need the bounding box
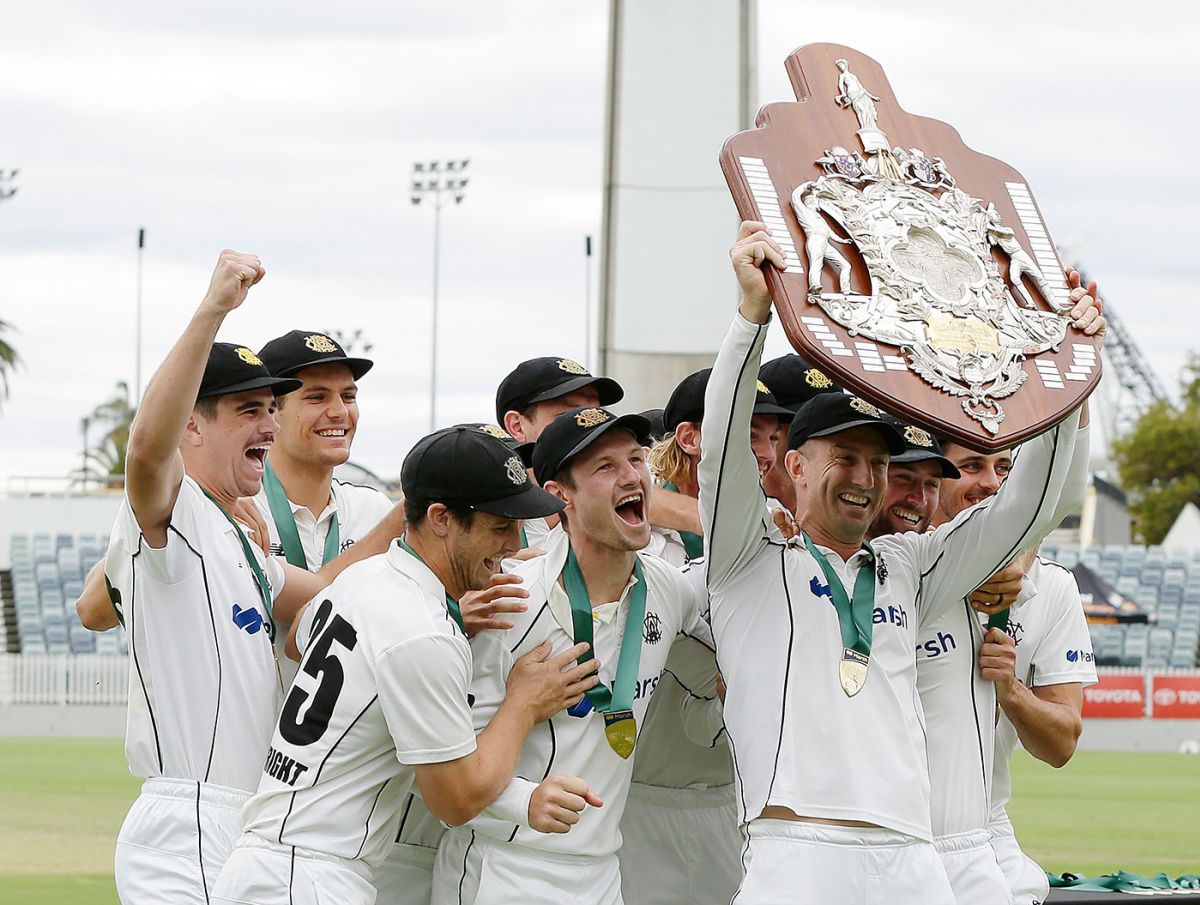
[1042,544,1200,670]
[5,533,126,655]
[4,536,1198,668]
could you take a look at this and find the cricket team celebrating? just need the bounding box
[85,221,1106,905]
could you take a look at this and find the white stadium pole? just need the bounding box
[598,0,757,411]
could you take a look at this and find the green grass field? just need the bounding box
[0,739,1197,904]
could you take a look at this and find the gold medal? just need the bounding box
[603,710,637,759]
[839,648,869,697]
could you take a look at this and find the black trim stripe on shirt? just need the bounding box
[355,777,391,859]
[396,793,416,843]
[962,599,990,800]
[457,830,477,905]
[764,545,796,807]
[510,602,551,653]
[127,536,163,773]
[167,524,223,785]
[706,320,768,593]
[288,846,295,905]
[279,694,379,843]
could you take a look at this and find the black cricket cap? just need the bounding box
[197,343,303,400]
[883,415,961,478]
[787,393,906,455]
[663,368,794,432]
[758,354,842,412]
[532,407,652,486]
[402,426,564,520]
[258,330,373,381]
[456,422,534,468]
[638,408,669,444]
[495,357,623,424]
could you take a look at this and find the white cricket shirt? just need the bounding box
[632,531,732,790]
[253,477,393,571]
[698,313,1085,840]
[916,426,1090,837]
[240,543,477,867]
[254,476,392,687]
[465,529,705,856]
[990,555,1096,822]
[105,475,287,793]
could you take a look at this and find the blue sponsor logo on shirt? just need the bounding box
[917,631,957,659]
[1066,648,1094,664]
[811,576,832,601]
[232,604,265,635]
[873,603,908,630]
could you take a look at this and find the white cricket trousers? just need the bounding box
[212,832,376,905]
[373,842,437,905]
[733,819,956,905]
[988,817,1050,905]
[935,830,1014,905]
[618,782,743,905]
[115,777,248,905]
[433,826,622,905]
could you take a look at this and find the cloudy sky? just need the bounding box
[0,0,1195,487]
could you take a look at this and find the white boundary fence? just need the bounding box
[0,654,127,705]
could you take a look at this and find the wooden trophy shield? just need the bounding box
[720,44,1100,452]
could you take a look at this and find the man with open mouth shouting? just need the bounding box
[104,251,405,905]
[432,406,708,905]
[698,221,1096,905]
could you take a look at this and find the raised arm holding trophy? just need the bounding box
[700,43,1104,905]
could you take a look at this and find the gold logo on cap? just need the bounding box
[304,334,338,353]
[756,380,771,395]
[849,397,880,418]
[805,368,833,389]
[903,425,934,448]
[575,408,609,428]
[236,347,262,366]
[504,456,528,486]
[478,424,511,440]
[557,359,588,375]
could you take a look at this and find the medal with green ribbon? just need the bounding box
[563,544,647,759]
[201,489,275,642]
[262,461,341,567]
[802,532,876,697]
[397,535,467,636]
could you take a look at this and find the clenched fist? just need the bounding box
[528,775,603,834]
[202,250,265,314]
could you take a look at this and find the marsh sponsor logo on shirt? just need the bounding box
[232,604,266,635]
[917,630,957,659]
[873,602,908,630]
[1066,648,1094,664]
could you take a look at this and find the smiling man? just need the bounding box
[698,221,1095,905]
[432,407,708,905]
[105,252,404,905]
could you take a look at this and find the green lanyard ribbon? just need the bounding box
[562,544,647,713]
[397,535,466,636]
[661,482,704,561]
[202,489,275,640]
[262,461,341,568]
[802,532,876,657]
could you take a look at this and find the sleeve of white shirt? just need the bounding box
[1048,423,1091,524]
[698,313,774,591]
[377,633,478,764]
[1027,561,1098,688]
[120,480,204,586]
[883,407,1082,619]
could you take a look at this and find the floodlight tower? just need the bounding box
[411,159,469,432]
